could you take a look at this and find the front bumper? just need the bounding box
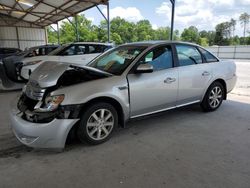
[226,75,237,93]
[9,102,79,149]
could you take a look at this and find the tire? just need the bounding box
[201,81,225,112]
[77,102,118,145]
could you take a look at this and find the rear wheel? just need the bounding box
[77,102,118,145]
[201,82,225,112]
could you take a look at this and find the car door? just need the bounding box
[175,44,212,106]
[127,45,178,118]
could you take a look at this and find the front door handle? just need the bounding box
[164,77,176,84]
[202,71,210,76]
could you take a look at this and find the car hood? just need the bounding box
[30,61,112,88]
[22,55,59,64]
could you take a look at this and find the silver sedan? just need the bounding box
[10,41,237,149]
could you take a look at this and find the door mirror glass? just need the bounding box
[135,63,153,73]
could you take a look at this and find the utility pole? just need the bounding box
[107,1,110,42]
[170,0,175,40]
[96,1,110,43]
[75,15,79,42]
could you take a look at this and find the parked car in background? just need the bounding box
[0,44,59,90]
[20,42,114,80]
[10,41,236,149]
[0,48,22,61]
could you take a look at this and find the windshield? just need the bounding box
[48,44,70,55]
[88,46,147,75]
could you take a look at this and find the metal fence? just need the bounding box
[206,46,250,59]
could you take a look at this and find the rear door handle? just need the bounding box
[202,71,210,76]
[164,77,176,84]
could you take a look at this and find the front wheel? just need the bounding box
[201,82,225,112]
[77,102,118,145]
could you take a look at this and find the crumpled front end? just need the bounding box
[10,81,80,149]
[9,61,111,149]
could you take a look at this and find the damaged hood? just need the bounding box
[30,61,112,88]
[22,55,61,64]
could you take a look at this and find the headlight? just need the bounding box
[43,95,65,112]
[24,60,42,66]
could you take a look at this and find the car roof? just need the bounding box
[120,41,200,47]
[73,42,114,46]
[30,44,60,48]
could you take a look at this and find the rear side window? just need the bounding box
[140,45,173,71]
[199,48,219,63]
[176,45,202,66]
[88,45,105,53]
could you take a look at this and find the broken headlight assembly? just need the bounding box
[35,94,65,112]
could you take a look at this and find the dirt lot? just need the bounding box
[0,60,249,188]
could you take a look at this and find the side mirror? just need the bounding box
[135,63,153,73]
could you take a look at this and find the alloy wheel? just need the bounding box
[208,86,223,108]
[86,109,114,141]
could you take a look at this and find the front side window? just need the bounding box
[88,46,147,75]
[176,45,202,66]
[139,46,173,71]
[199,48,218,63]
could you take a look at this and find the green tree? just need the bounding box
[47,27,58,44]
[96,20,108,42]
[48,13,250,47]
[153,27,170,40]
[135,20,154,41]
[214,22,231,45]
[230,18,236,37]
[110,17,137,44]
[59,14,98,43]
[199,30,215,46]
[111,33,122,44]
[181,26,200,43]
[239,13,250,43]
[174,30,180,40]
[198,37,208,46]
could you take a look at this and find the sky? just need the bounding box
[63,0,250,36]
